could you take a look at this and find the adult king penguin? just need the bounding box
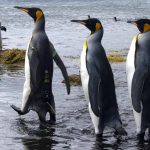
[71,16,126,137]
[11,7,70,123]
[127,19,150,140]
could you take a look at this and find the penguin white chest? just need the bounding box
[21,38,32,111]
[80,40,90,101]
[126,35,142,133]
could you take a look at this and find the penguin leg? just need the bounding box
[137,132,145,141]
[10,104,29,115]
[47,95,56,124]
[36,94,56,124]
[37,109,47,122]
[37,103,56,124]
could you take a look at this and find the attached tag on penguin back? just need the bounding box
[83,40,87,51]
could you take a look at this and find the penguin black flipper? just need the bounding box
[49,42,70,94]
[131,68,148,113]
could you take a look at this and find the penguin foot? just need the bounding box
[96,133,103,141]
[48,119,56,125]
[137,133,145,141]
[10,104,26,115]
[115,127,127,136]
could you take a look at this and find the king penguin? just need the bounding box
[71,16,126,137]
[127,19,150,140]
[11,7,70,123]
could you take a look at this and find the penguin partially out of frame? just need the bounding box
[127,19,150,140]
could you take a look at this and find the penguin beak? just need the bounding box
[71,20,87,25]
[1,26,6,32]
[14,6,29,13]
[127,20,137,26]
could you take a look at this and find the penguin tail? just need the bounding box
[10,104,29,115]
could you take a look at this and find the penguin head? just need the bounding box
[71,16,102,34]
[127,19,150,33]
[1,26,6,32]
[14,6,44,22]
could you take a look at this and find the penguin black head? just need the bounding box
[1,26,6,32]
[14,6,44,22]
[127,19,150,33]
[71,16,102,34]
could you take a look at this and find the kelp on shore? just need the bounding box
[0,48,127,86]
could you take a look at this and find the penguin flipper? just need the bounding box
[54,53,70,95]
[49,43,70,94]
[131,68,148,113]
[10,104,29,115]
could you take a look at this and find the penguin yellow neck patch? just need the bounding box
[144,24,150,32]
[95,23,101,32]
[36,10,43,21]
[83,40,87,50]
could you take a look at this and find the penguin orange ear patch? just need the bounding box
[144,23,150,32]
[36,10,43,21]
[95,23,102,31]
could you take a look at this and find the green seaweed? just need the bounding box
[0,48,25,64]
[107,54,126,62]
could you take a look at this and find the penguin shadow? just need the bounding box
[15,118,58,150]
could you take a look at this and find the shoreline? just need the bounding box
[0,48,128,86]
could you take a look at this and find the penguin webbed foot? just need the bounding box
[10,104,27,115]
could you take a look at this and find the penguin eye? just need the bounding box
[36,10,43,21]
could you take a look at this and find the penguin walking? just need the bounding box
[71,17,126,137]
[11,7,70,123]
[127,19,150,140]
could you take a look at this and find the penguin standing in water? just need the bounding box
[11,7,70,123]
[127,19,150,140]
[71,17,126,137]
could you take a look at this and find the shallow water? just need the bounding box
[1,59,150,150]
[0,0,150,150]
[0,0,150,55]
